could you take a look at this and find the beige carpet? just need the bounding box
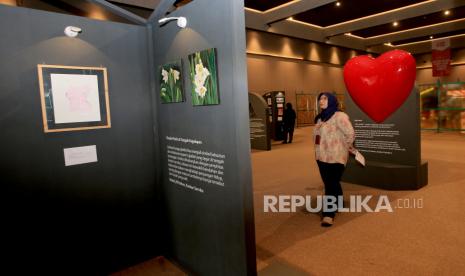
[253,127,465,276]
[112,257,186,276]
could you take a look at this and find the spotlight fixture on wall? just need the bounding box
[393,21,399,27]
[64,26,82,38]
[335,1,341,7]
[444,10,450,15]
[158,16,187,28]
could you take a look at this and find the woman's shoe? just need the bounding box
[321,216,334,227]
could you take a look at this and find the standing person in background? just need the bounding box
[282,103,296,144]
[314,92,355,227]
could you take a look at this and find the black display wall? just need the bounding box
[342,88,428,190]
[0,5,160,274]
[151,0,257,275]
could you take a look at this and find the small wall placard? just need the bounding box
[64,145,98,166]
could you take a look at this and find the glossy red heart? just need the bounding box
[343,50,416,123]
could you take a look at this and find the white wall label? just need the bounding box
[64,145,98,166]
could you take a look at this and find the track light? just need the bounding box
[64,26,82,38]
[158,16,187,28]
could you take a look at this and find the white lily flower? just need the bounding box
[195,85,207,98]
[172,69,180,83]
[195,63,204,75]
[194,75,203,88]
[161,69,169,83]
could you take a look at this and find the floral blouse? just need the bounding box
[313,111,355,165]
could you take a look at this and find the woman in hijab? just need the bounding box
[314,92,355,227]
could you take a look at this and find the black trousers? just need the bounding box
[317,160,345,218]
[283,125,294,142]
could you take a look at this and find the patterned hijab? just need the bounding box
[314,92,339,123]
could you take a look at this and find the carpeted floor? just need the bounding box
[253,127,465,275]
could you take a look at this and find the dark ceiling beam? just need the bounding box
[324,0,465,37]
[87,0,148,25]
[109,0,158,10]
[148,0,176,23]
[264,0,336,25]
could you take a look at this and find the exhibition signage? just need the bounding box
[248,93,271,150]
[342,50,428,190]
[263,91,286,140]
[432,38,451,77]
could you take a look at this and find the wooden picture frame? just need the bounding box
[37,64,111,133]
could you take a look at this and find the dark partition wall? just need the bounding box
[151,0,257,275]
[0,5,160,274]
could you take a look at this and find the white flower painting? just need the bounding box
[188,48,219,105]
[159,60,184,103]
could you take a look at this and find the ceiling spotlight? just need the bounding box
[158,16,187,28]
[384,42,392,46]
[430,36,434,39]
[345,32,351,36]
[336,1,341,7]
[444,10,450,15]
[393,21,398,27]
[289,16,293,20]
[64,26,82,38]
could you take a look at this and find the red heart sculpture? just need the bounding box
[343,50,416,123]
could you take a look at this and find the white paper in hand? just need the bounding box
[355,150,366,167]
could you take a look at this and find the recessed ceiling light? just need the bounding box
[444,10,450,15]
[336,2,341,7]
[430,36,434,39]
[393,21,399,27]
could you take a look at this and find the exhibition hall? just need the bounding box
[1,0,464,275]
